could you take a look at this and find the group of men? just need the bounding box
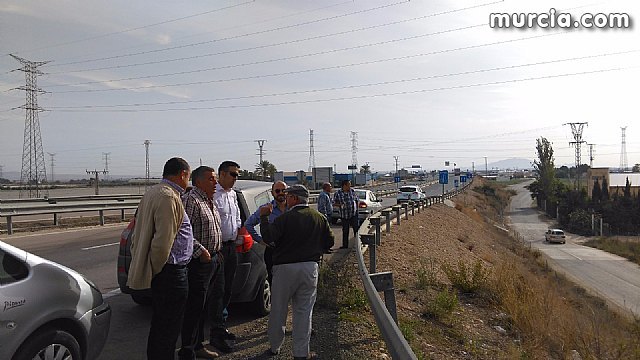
[127,157,341,360]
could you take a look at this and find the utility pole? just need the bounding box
[47,153,56,183]
[102,152,111,181]
[11,54,49,198]
[308,129,316,173]
[0,165,4,179]
[564,122,588,189]
[144,140,151,191]
[588,144,596,168]
[393,156,399,188]
[484,156,488,176]
[620,126,628,172]
[86,169,107,195]
[255,139,266,181]
[350,132,358,184]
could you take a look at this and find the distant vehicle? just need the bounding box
[545,229,566,244]
[331,189,383,224]
[1,241,111,360]
[118,180,273,316]
[396,185,426,204]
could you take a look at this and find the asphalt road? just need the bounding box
[507,181,640,317]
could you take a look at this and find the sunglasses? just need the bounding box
[228,171,239,178]
[274,188,287,194]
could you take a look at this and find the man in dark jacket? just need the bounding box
[259,184,334,360]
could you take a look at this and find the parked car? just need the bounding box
[118,180,272,316]
[396,185,426,204]
[1,241,111,360]
[545,229,566,244]
[331,189,383,224]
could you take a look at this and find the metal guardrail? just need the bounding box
[354,181,471,359]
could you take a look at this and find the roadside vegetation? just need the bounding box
[394,180,640,359]
[584,237,640,266]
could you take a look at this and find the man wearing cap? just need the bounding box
[259,184,334,360]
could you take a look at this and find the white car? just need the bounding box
[331,189,383,224]
[0,241,111,360]
[396,185,426,204]
[545,229,566,244]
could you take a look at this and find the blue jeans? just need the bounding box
[148,263,188,360]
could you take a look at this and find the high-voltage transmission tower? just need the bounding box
[103,152,111,181]
[587,144,596,168]
[619,126,628,172]
[11,54,50,198]
[308,129,316,173]
[350,132,358,182]
[563,122,588,189]
[47,152,56,183]
[144,140,151,191]
[255,139,266,180]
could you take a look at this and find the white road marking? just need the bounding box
[82,242,119,250]
[103,289,121,299]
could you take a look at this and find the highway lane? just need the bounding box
[507,181,640,317]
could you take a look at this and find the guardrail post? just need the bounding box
[53,213,59,226]
[7,216,13,235]
[381,209,392,233]
[370,272,398,323]
[370,216,381,246]
[392,205,401,225]
[361,233,377,273]
[401,203,409,220]
[121,209,126,221]
[416,200,421,213]
[99,210,105,226]
[409,201,415,216]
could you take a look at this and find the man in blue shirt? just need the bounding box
[333,180,359,249]
[316,182,333,220]
[245,180,287,284]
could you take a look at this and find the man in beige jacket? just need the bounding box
[128,157,193,360]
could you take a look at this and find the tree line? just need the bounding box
[527,137,640,236]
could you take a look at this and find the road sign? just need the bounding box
[411,165,421,168]
[394,176,401,183]
[439,170,448,184]
[460,175,467,183]
[454,179,459,188]
[454,168,461,176]
[467,172,473,178]
[445,161,450,166]
[347,165,357,170]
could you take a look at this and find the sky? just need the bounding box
[0,0,639,179]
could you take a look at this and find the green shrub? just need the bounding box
[424,287,458,320]
[441,260,490,294]
[416,257,439,289]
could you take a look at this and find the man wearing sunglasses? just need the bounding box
[244,180,287,285]
[209,160,241,354]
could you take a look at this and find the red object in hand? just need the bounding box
[235,227,254,253]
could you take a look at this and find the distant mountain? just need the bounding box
[488,158,534,170]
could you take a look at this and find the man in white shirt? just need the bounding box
[208,160,241,354]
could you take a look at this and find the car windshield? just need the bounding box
[399,187,418,192]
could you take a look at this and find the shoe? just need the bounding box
[294,352,318,360]
[340,246,349,249]
[194,346,219,359]
[209,337,233,354]
[223,328,236,340]
[265,348,280,356]
[324,249,332,254]
[311,328,316,336]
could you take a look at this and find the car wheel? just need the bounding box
[131,292,152,306]
[251,277,271,316]
[13,327,82,360]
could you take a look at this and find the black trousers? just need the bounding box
[147,263,188,360]
[341,216,359,248]
[264,245,274,284]
[208,242,237,339]
[178,257,214,360]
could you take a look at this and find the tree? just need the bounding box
[624,177,632,199]
[255,160,277,180]
[601,177,609,200]
[633,164,640,173]
[360,163,371,174]
[591,178,602,203]
[527,137,556,207]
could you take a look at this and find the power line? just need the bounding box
[4,1,258,57]
[47,1,503,75]
[46,49,638,109]
[48,65,639,112]
[44,0,410,68]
